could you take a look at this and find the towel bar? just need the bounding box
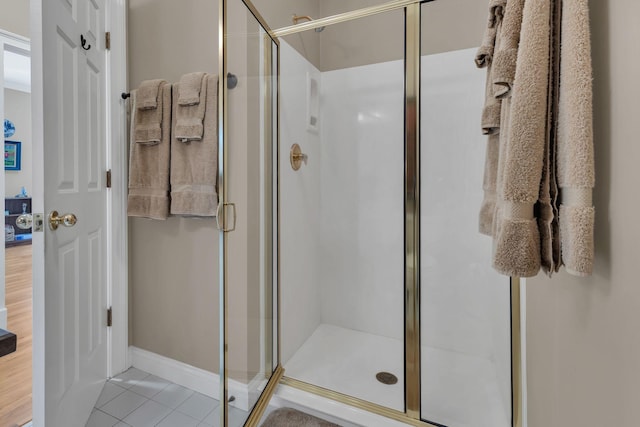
[121,72,238,100]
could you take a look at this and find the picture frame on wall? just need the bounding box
[4,140,22,171]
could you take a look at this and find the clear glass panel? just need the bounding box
[420,2,512,426]
[223,0,278,424]
[278,9,406,412]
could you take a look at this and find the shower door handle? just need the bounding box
[216,202,237,232]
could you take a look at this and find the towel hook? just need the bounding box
[80,34,91,51]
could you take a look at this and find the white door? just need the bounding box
[34,0,108,425]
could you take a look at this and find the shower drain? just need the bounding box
[376,371,398,385]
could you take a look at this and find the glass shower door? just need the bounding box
[419,2,514,426]
[218,0,280,426]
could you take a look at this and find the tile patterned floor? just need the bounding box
[86,368,248,427]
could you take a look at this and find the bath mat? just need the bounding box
[261,408,341,427]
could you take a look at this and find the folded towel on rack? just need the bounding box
[134,79,168,144]
[136,79,166,110]
[175,72,208,141]
[178,72,206,106]
[127,87,172,220]
[557,0,595,276]
[170,74,218,217]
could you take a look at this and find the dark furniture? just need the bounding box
[0,328,17,357]
[5,197,32,247]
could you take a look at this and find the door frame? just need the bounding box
[0,28,30,332]
[29,0,129,423]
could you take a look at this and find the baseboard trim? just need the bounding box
[129,346,253,411]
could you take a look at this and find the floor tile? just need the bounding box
[229,405,249,427]
[202,400,220,426]
[204,405,248,427]
[85,409,119,427]
[109,368,150,389]
[176,392,218,421]
[151,383,195,409]
[156,410,201,427]
[122,399,172,427]
[99,390,148,420]
[96,381,128,408]
[114,423,131,427]
[129,374,172,398]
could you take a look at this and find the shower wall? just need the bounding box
[319,60,404,341]
[279,42,323,364]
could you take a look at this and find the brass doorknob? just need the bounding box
[16,214,33,230]
[48,211,77,230]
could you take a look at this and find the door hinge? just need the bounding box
[105,32,111,50]
[106,169,112,188]
[107,307,113,327]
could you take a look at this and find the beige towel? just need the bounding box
[178,72,206,106]
[134,79,168,144]
[477,1,504,234]
[488,0,507,24]
[557,0,595,276]
[136,79,166,110]
[492,0,525,98]
[538,0,563,276]
[175,72,208,141]
[127,87,172,220]
[492,0,552,277]
[170,74,218,216]
[480,133,500,235]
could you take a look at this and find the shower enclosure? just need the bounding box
[218,1,522,426]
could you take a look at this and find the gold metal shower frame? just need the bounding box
[218,1,524,426]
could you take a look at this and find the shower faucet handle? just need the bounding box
[290,143,308,171]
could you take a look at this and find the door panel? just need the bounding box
[40,0,108,424]
[220,1,280,425]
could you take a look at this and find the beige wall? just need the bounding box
[128,0,267,381]
[128,0,219,373]
[317,0,486,71]
[4,89,32,197]
[252,0,486,71]
[526,1,640,426]
[0,0,29,38]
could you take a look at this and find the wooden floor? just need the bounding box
[0,244,33,427]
